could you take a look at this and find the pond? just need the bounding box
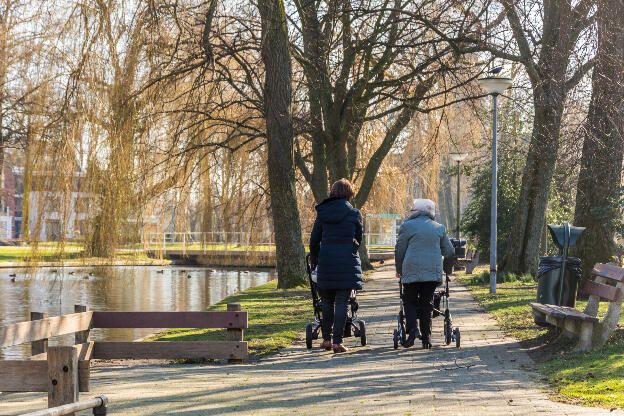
[0,266,276,359]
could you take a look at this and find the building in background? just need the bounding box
[0,164,20,239]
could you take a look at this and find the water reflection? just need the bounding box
[0,266,275,359]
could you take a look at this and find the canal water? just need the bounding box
[0,266,275,359]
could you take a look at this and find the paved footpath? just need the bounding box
[2,265,622,415]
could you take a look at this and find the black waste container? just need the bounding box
[533,256,582,326]
[450,238,466,258]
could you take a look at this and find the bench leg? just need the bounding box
[575,321,594,352]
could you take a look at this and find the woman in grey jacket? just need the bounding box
[395,198,455,349]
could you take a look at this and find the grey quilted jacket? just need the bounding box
[395,211,455,284]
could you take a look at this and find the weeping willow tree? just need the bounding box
[81,1,155,257]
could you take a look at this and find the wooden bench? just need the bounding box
[530,263,624,351]
[0,304,247,412]
[456,249,479,274]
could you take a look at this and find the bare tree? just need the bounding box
[459,0,596,275]
[191,0,490,267]
[84,0,155,257]
[573,0,624,277]
[257,0,307,287]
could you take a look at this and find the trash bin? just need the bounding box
[534,256,582,325]
[532,222,585,327]
[450,238,466,258]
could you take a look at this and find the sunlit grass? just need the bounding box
[0,246,162,263]
[0,246,82,262]
[153,279,311,357]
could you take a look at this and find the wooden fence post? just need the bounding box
[74,305,92,392]
[74,305,90,344]
[30,312,48,356]
[48,346,79,413]
[93,396,108,415]
[227,303,244,364]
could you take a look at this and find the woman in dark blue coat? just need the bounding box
[309,179,363,353]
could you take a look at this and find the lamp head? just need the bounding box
[478,77,513,95]
[449,152,468,162]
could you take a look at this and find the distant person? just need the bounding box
[395,198,455,349]
[309,179,363,353]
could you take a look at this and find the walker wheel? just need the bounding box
[359,321,367,346]
[393,329,399,349]
[454,328,461,348]
[400,324,407,345]
[444,310,452,345]
[305,323,313,349]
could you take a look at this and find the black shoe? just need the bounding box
[403,332,417,348]
[422,339,432,349]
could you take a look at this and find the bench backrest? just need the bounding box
[0,310,247,348]
[582,263,624,302]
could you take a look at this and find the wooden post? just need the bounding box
[30,312,48,356]
[93,396,108,415]
[75,305,91,394]
[48,346,79,413]
[226,303,244,364]
[74,305,90,344]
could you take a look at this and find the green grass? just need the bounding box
[537,337,624,408]
[153,279,312,358]
[0,246,83,262]
[0,246,163,264]
[460,266,624,408]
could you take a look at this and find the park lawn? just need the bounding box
[153,279,312,358]
[460,266,624,408]
[0,246,83,262]
[0,245,162,264]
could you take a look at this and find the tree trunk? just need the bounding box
[358,241,374,271]
[258,0,307,288]
[501,95,565,276]
[0,144,4,216]
[201,161,213,234]
[21,133,32,240]
[326,135,349,183]
[572,0,624,281]
[499,0,590,276]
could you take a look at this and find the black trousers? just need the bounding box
[318,288,351,344]
[403,281,438,342]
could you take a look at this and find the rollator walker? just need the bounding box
[304,254,367,349]
[393,270,460,349]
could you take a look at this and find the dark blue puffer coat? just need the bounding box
[309,197,363,290]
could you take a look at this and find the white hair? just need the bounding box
[411,198,435,216]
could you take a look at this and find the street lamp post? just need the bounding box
[449,152,468,239]
[478,76,512,294]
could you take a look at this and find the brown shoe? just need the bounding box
[332,344,349,353]
[320,340,332,350]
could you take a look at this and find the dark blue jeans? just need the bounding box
[318,288,350,344]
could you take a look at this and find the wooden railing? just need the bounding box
[0,304,248,412]
[21,395,108,416]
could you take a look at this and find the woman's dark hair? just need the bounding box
[329,179,356,201]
